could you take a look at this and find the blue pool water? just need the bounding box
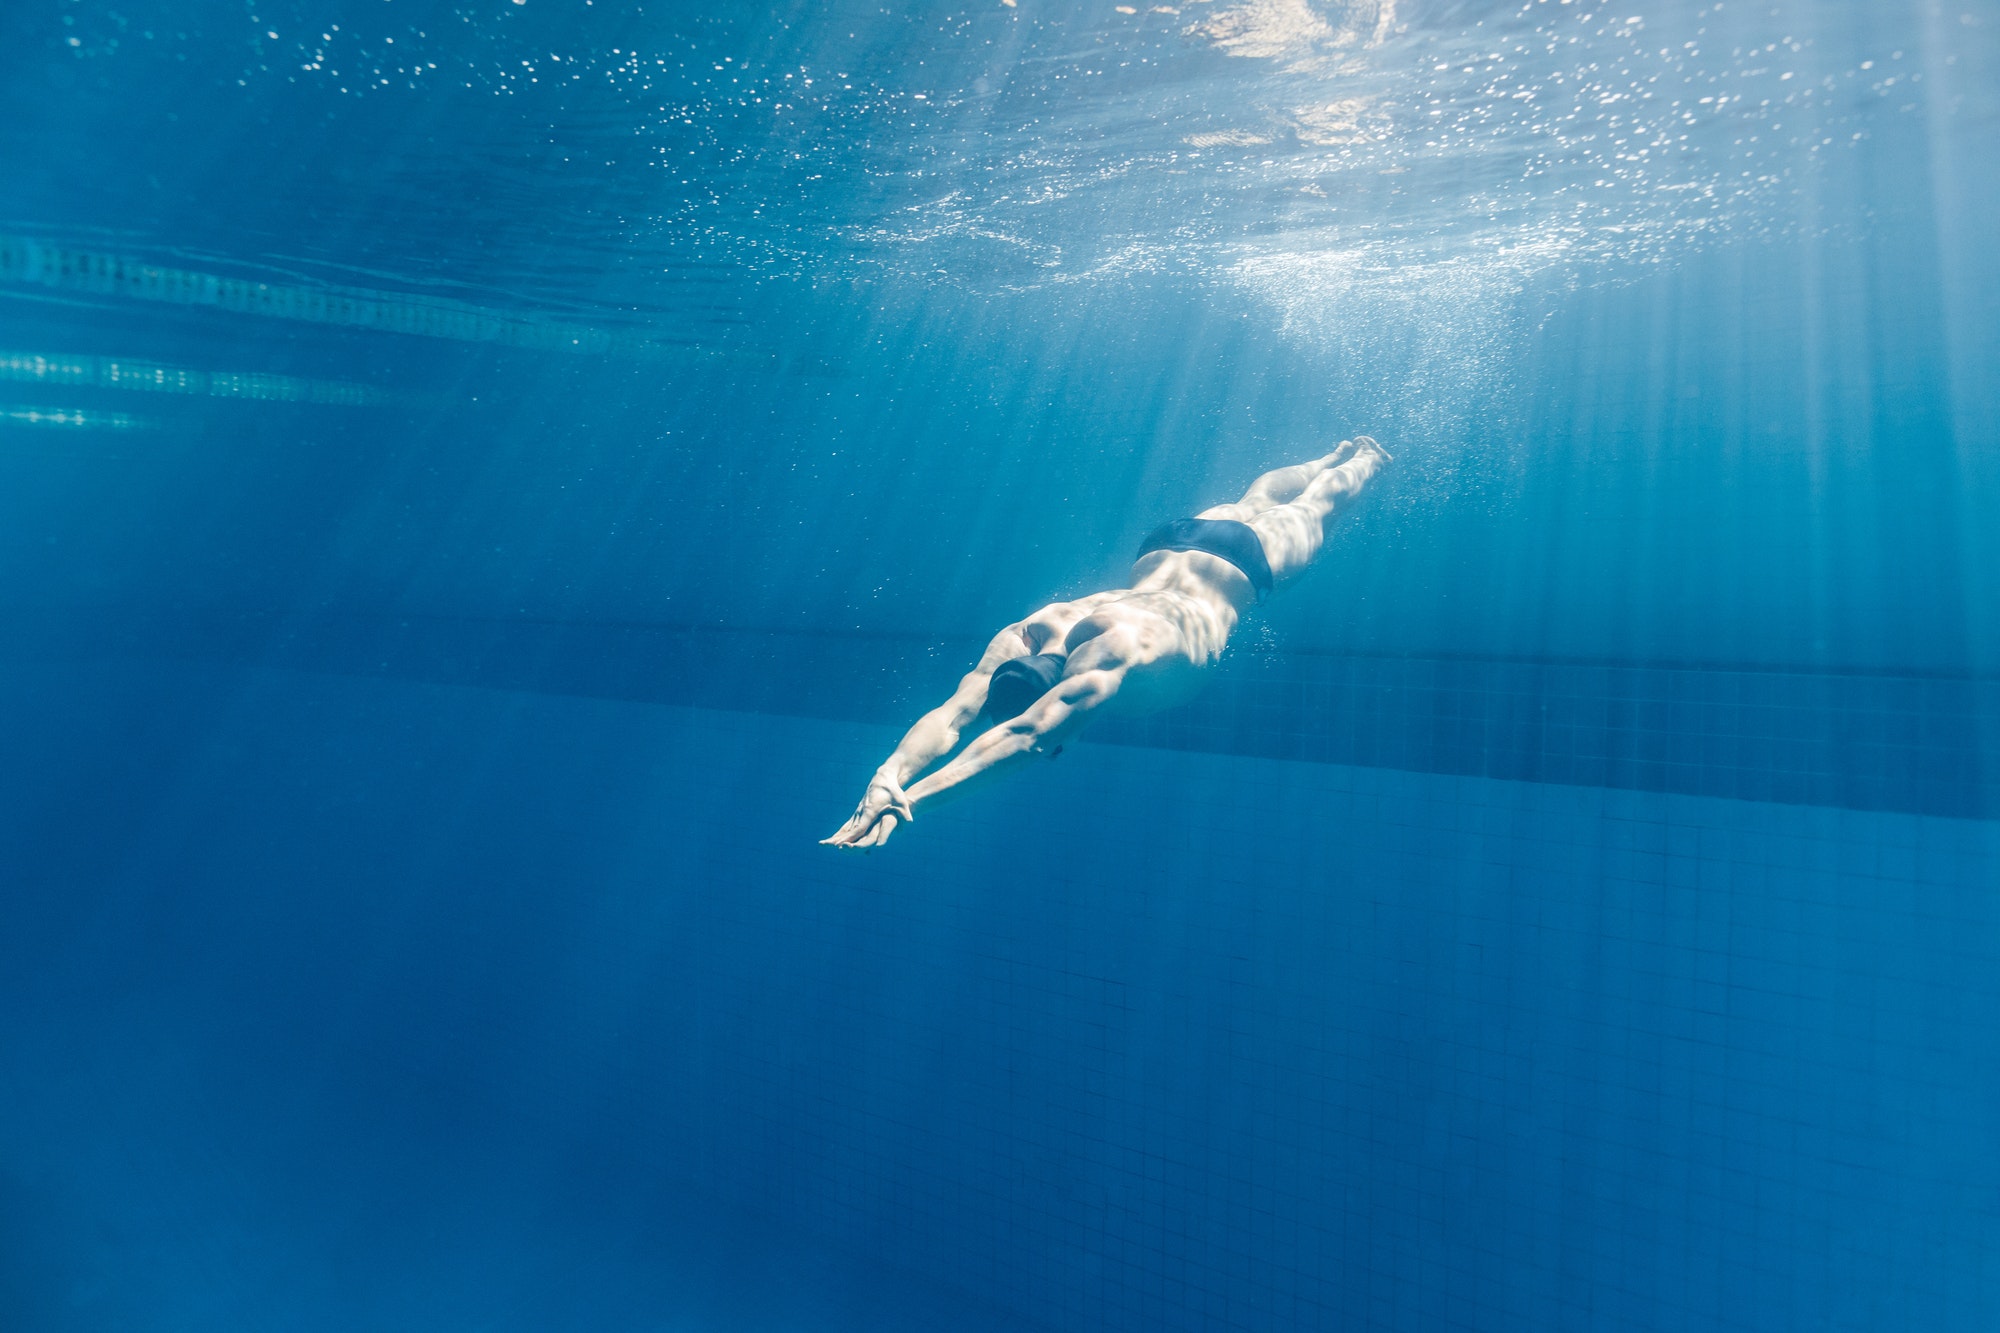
[2,1,1996,1330]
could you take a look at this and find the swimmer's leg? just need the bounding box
[1248,436,1390,580]
[1237,439,1361,512]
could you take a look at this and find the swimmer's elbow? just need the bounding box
[1056,668,1122,711]
[948,664,1003,719]
[948,681,988,724]
[996,670,1121,743]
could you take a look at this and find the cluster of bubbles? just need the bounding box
[1208,1,1925,313]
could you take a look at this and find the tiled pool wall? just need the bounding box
[3,655,1993,1331]
[692,706,2000,1333]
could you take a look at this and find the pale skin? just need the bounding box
[823,437,1391,849]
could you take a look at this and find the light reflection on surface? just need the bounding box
[42,0,1934,315]
[9,0,1956,372]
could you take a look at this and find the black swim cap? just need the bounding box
[983,653,1066,722]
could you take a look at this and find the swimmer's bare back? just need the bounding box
[823,438,1390,849]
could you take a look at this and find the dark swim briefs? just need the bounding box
[1134,517,1275,601]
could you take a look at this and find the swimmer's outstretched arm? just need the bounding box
[898,665,1120,822]
[822,626,1026,849]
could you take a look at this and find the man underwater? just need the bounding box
[824,436,1391,849]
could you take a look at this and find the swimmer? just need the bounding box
[823,437,1391,849]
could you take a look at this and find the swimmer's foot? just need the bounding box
[1320,438,1360,469]
[1352,434,1392,466]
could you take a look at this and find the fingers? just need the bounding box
[856,814,900,849]
[822,811,905,850]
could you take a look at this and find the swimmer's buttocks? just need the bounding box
[1135,517,1275,600]
[983,653,1067,723]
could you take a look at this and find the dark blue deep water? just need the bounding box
[3,2,1997,1330]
